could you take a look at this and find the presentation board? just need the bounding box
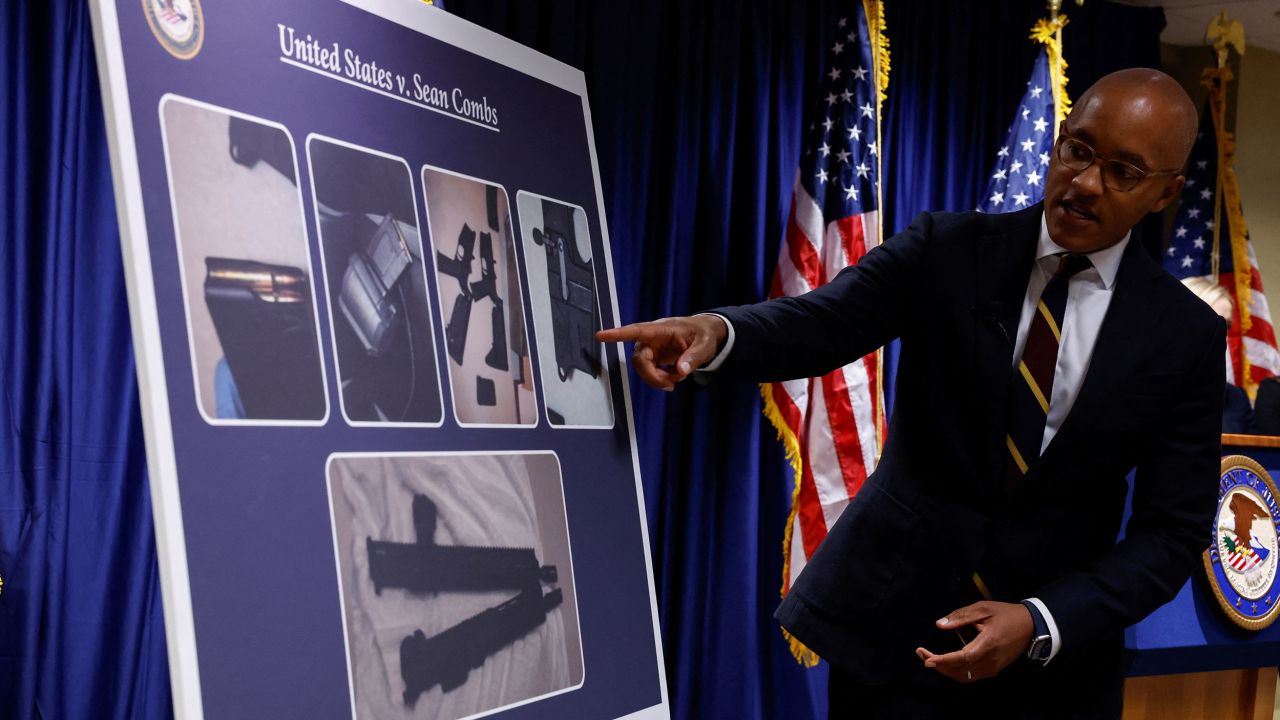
[87,2,668,718]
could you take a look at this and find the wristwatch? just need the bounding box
[1021,600,1052,664]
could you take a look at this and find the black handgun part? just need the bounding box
[469,232,509,371]
[438,224,477,365]
[476,376,497,406]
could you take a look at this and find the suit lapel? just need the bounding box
[1034,235,1168,474]
[973,205,1041,495]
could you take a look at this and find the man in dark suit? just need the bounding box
[599,69,1222,718]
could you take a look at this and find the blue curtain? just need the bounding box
[0,2,172,718]
[1,1,1163,718]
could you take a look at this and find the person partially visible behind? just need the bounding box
[1180,276,1251,433]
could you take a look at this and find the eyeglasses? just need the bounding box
[1054,129,1181,192]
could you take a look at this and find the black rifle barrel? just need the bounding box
[368,539,557,594]
[401,587,564,703]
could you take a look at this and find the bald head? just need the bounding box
[1072,68,1198,170]
[1044,67,1198,253]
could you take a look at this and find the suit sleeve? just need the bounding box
[1035,316,1226,655]
[708,212,933,382]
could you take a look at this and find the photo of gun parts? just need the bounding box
[308,137,444,425]
[328,453,582,720]
[159,96,328,423]
[515,192,614,428]
[422,168,535,426]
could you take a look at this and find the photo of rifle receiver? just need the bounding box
[400,586,564,703]
[367,494,557,595]
[469,231,508,371]
[531,200,601,380]
[436,223,476,364]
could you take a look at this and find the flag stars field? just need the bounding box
[978,49,1057,213]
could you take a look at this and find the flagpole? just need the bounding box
[866,0,889,461]
[1204,12,1254,394]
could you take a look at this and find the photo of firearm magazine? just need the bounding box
[159,96,328,422]
[422,168,535,425]
[307,137,444,425]
[515,193,614,428]
[328,453,583,720]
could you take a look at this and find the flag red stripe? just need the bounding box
[785,203,826,291]
[769,381,828,557]
[820,368,869,499]
[836,216,867,271]
[768,268,785,301]
[771,380,804,432]
[796,456,828,558]
[864,354,880,453]
[1250,315,1277,346]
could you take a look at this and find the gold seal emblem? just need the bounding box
[1203,455,1280,630]
[141,0,205,60]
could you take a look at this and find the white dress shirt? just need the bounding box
[698,214,1132,664]
[1014,219,1130,453]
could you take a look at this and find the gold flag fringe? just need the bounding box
[864,0,891,106]
[1031,15,1071,129]
[760,382,820,666]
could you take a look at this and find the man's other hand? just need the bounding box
[914,601,1035,683]
[596,316,727,391]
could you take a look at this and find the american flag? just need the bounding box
[1162,105,1279,395]
[979,50,1058,213]
[762,1,886,664]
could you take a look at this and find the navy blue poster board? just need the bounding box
[87,1,668,718]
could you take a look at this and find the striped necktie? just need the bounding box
[1005,253,1092,486]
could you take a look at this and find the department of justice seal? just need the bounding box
[1203,455,1280,630]
[142,0,204,60]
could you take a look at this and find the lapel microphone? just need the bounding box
[974,301,1011,346]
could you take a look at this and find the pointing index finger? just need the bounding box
[597,322,671,344]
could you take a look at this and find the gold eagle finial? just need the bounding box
[1207,12,1245,69]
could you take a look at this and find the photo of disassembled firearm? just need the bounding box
[530,200,600,380]
[368,494,557,594]
[436,223,508,372]
[366,494,562,705]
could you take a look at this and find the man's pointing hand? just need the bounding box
[597,315,727,391]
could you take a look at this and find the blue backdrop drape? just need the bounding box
[1,1,1162,718]
[0,2,172,719]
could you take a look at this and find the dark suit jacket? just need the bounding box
[713,203,1225,690]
